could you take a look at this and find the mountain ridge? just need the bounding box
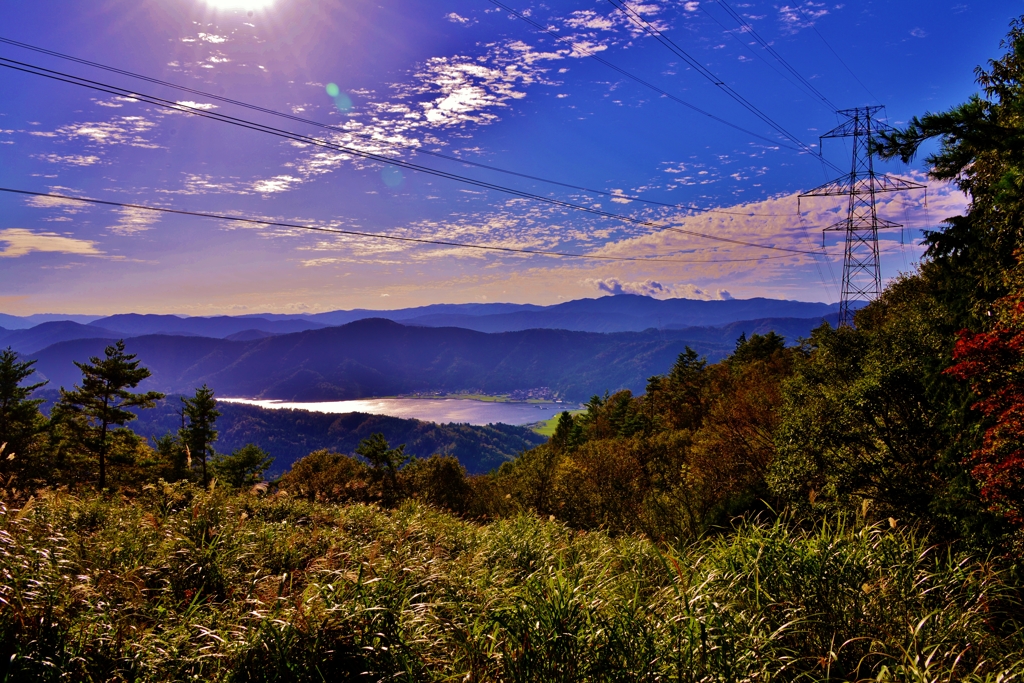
[2,295,839,336]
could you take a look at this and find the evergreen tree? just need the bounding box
[876,17,1024,325]
[551,411,581,452]
[211,444,272,488]
[181,385,220,485]
[0,347,47,478]
[356,433,408,504]
[58,340,164,489]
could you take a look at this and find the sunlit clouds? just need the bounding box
[0,229,102,258]
[108,207,160,236]
[0,0,991,315]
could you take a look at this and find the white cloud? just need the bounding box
[252,175,302,194]
[109,206,160,235]
[54,116,160,149]
[777,2,828,34]
[610,189,633,204]
[564,10,616,31]
[0,229,102,258]
[446,12,473,25]
[175,100,218,110]
[25,194,85,214]
[275,39,567,190]
[590,278,734,300]
[33,154,101,166]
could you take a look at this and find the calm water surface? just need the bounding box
[220,397,579,426]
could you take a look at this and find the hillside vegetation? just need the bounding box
[4,16,1024,683]
[3,490,1020,682]
[129,400,545,476]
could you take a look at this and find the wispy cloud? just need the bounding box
[53,116,160,148]
[0,228,103,258]
[249,39,566,192]
[33,153,101,166]
[108,207,160,235]
[777,2,829,34]
[25,193,86,214]
[252,175,302,194]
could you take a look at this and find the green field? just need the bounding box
[532,408,585,436]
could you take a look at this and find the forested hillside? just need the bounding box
[129,399,544,476]
[28,321,736,401]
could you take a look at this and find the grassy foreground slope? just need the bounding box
[2,488,1021,682]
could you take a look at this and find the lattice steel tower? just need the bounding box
[800,106,924,326]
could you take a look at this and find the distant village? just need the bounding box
[404,388,563,402]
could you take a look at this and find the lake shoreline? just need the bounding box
[220,396,583,430]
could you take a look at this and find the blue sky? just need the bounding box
[0,0,1015,315]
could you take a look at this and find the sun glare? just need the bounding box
[203,0,275,10]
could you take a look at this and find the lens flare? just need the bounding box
[334,93,353,112]
[381,166,404,188]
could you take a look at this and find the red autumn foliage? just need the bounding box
[947,300,1024,528]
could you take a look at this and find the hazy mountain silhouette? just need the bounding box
[89,314,327,338]
[28,319,728,400]
[3,296,838,337]
[27,317,830,401]
[396,296,838,333]
[0,313,101,330]
[0,321,122,355]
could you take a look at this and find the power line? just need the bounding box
[0,187,810,264]
[794,6,882,105]
[485,0,803,152]
[0,56,830,256]
[710,0,838,111]
[605,0,841,173]
[0,35,794,219]
[695,3,830,112]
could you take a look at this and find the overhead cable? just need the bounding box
[0,56,830,256]
[0,35,793,218]
[485,0,802,152]
[604,0,840,173]
[711,0,838,111]
[695,4,830,111]
[794,6,882,105]
[0,187,811,264]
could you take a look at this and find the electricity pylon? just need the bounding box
[800,106,924,326]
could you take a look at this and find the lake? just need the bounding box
[220,397,580,426]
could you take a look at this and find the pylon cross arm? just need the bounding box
[822,218,903,231]
[800,173,925,197]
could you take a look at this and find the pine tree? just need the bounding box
[0,347,47,478]
[356,433,408,505]
[58,340,164,489]
[181,385,220,485]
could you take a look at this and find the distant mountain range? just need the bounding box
[2,295,840,341]
[25,316,835,402]
[26,319,717,401]
[3,295,843,402]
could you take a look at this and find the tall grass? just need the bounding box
[1,485,1021,682]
